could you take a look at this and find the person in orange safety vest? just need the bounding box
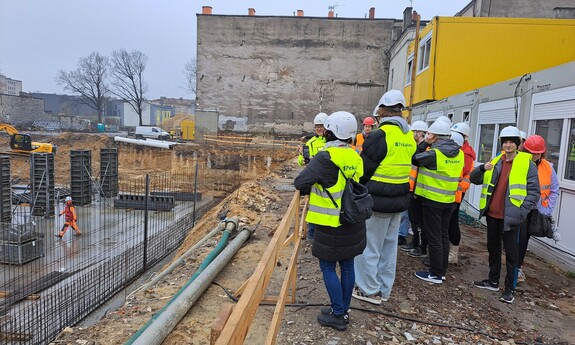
[352,117,375,153]
[58,196,82,237]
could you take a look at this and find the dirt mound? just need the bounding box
[161,113,194,131]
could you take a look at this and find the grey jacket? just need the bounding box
[470,153,540,230]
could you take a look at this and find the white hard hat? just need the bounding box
[410,120,428,132]
[427,121,451,136]
[499,126,521,138]
[324,111,358,140]
[65,196,72,202]
[378,90,406,108]
[451,122,471,137]
[435,115,452,126]
[313,112,329,125]
[450,131,464,147]
[519,130,527,140]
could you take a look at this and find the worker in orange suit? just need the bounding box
[58,196,82,237]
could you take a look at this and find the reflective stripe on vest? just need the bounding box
[371,125,416,184]
[414,149,464,203]
[305,147,363,227]
[455,157,474,203]
[538,159,553,208]
[479,151,531,209]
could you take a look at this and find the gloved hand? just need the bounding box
[552,228,561,243]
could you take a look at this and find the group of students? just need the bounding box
[294,89,559,331]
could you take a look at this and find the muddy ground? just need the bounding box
[6,133,573,345]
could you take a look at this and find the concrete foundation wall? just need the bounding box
[197,15,395,132]
[0,94,49,127]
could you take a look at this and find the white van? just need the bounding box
[135,126,170,140]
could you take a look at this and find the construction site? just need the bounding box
[0,131,571,345]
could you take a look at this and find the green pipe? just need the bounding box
[125,221,235,345]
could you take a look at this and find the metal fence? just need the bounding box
[0,167,222,345]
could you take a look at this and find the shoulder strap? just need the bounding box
[319,163,353,209]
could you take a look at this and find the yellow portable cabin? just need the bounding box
[180,120,195,140]
[404,17,575,107]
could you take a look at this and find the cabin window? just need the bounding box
[405,56,414,85]
[418,34,432,72]
[477,123,514,163]
[534,119,563,174]
[565,120,575,181]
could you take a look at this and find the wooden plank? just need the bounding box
[210,304,234,345]
[265,223,302,345]
[233,280,249,299]
[216,191,300,345]
[25,294,40,300]
[0,291,9,298]
[0,332,32,341]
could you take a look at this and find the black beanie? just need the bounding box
[500,136,521,148]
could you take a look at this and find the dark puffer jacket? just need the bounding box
[360,116,413,213]
[470,153,540,231]
[294,143,367,261]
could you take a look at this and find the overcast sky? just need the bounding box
[0,0,470,100]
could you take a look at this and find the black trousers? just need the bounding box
[517,211,534,268]
[408,195,426,249]
[422,202,453,277]
[486,216,519,291]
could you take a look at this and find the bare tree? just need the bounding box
[56,52,109,124]
[184,58,196,97]
[110,49,148,126]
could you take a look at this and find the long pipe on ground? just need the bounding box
[125,225,254,345]
[114,136,175,149]
[140,217,238,292]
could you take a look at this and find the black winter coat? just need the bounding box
[294,144,367,261]
[360,117,413,213]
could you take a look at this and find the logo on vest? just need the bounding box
[342,165,357,172]
[445,159,461,164]
[395,142,414,147]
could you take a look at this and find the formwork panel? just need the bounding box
[30,153,55,217]
[0,155,11,222]
[100,148,118,197]
[70,150,92,206]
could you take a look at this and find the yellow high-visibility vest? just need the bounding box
[306,147,363,227]
[298,136,326,166]
[371,125,416,184]
[414,149,464,203]
[480,151,531,209]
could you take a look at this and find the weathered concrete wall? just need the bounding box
[479,0,575,18]
[0,94,49,127]
[197,15,395,132]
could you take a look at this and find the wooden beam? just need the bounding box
[216,192,300,345]
[0,291,9,298]
[210,304,234,345]
[0,332,32,341]
[233,280,249,299]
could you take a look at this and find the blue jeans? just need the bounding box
[398,210,410,238]
[307,223,316,240]
[318,258,355,316]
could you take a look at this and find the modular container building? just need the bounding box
[403,17,575,107]
[411,61,575,271]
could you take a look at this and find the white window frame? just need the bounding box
[417,32,432,74]
[405,53,414,86]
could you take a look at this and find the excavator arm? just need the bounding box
[0,124,20,136]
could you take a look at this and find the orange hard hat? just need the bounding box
[523,135,546,154]
[363,117,375,126]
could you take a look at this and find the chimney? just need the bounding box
[202,6,212,15]
[403,7,413,30]
[369,7,375,19]
[297,9,304,17]
[248,8,256,16]
[328,9,334,18]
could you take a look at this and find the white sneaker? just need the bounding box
[352,286,382,305]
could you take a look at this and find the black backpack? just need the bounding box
[322,167,373,225]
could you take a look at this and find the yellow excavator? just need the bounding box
[0,124,57,154]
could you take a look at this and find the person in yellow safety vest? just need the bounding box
[298,112,328,166]
[294,111,366,331]
[412,120,464,285]
[517,135,560,283]
[447,122,477,264]
[58,196,82,237]
[399,120,428,256]
[352,89,416,305]
[352,117,375,153]
[470,126,540,304]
